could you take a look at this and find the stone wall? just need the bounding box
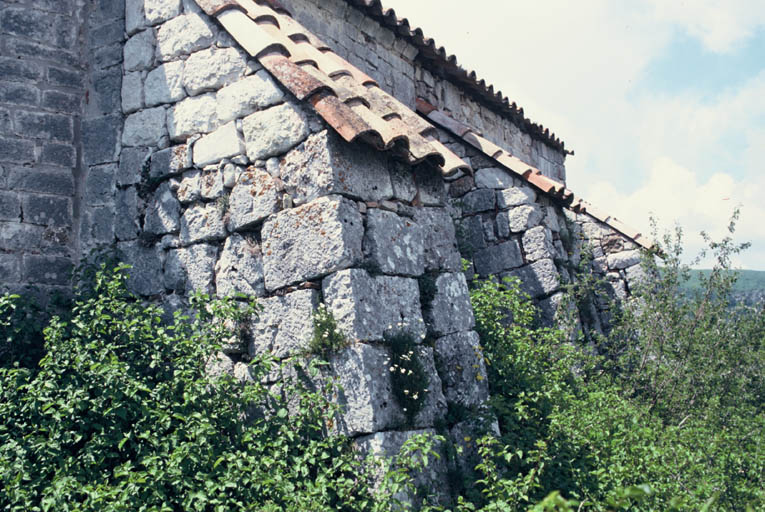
[0,0,85,296]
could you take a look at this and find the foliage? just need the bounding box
[386,331,429,424]
[0,264,432,512]
[0,292,45,369]
[309,303,348,359]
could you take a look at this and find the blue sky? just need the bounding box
[382,0,765,270]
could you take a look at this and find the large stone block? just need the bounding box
[262,195,363,290]
[22,255,72,286]
[242,102,310,161]
[216,70,284,123]
[150,144,189,179]
[182,47,246,96]
[215,233,265,298]
[192,121,244,166]
[473,240,523,276]
[500,204,544,233]
[163,243,217,294]
[363,209,424,276]
[322,269,426,342]
[123,29,155,71]
[607,249,641,270]
[144,0,182,26]
[167,93,218,141]
[117,241,163,296]
[460,188,496,215]
[330,343,404,435]
[144,182,180,235]
[115,188,141,240]
[226,168,280,231]
[506,258,561,299]
[155,13,214,61]
[413,207,462,272]
[424,272,474,336]
[413,164,446,206]
[475,167,514,189]
[179,201,226,245]
[121,71,143,113]
[522,226,555,262]
[82,115,121,165]
[145,60,185,106]
[21,194,71,228]
[434,330,488,408]
[280,130,394,205]
[249,289,318,358]
[122,107,167,147]
[497,185,536,208]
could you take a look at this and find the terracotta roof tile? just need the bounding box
[341,0,569,153]
[419,103,653,250]
[197,0,470,176]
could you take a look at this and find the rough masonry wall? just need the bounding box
[108,1,490,499]
[0,0,85,296]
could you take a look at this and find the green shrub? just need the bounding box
[386,331,429,424]
[0,264,434,512]
[309,303,348,359]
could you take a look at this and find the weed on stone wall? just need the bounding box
[309,303,348,359]
[385,330,429,425]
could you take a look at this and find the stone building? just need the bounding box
[0,0,652,497]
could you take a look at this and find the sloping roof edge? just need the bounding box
[416,99,655,250]
[340,0,569,154]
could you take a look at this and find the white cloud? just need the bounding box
[648,0,765,53]
[586,157,765,268]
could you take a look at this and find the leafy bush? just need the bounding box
[0,264,433,512]
[309,303,348,359]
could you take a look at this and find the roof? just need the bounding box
[342,0,569,154]
[193,0,652,250]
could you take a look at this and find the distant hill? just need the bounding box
[683,269,765,305]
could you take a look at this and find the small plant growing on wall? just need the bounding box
[309,304,348,359]
[386,329,429,425]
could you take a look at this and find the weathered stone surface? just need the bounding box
[179,202,226,245]
[413,164,446,206]
[522,226,555,262]
[167,93,219,141]
[460,188,496,214]
[249,289,318,358]
[84,164,116,206]
[355,428,449,504]
[122,107,166,147]
[150,144,188,179]
[457,214,486,254]
[200,170,224,200]
[607,249,641,270]
[363,209,424,276]
[501,204,544,232]
[322,269,426,342]
[625,262,648,288]
[543,205,561,232]
[155,13,214,62]
[280,130,393,205]
[475,167,514,189]
[176,170,201,203]
[182,47,246,96]
[448,175,474,198]
[216,70,284,123]
[410,346,448,427]
[413,207,462,272]
[424,272,474,336]
[497,186,536,208]
[117,241,163,296]
[192,121,244,166]
[262,195,363,290]
[227,168,279,231]
[215,233,265,298]
[144,182,180,235]
[164,243,217,293]
[434,330,488,408]
[115,188,141,240]
[121,71,143,113]
[144,0,182,26]
[537,292,566,326]
[242,102,310,161]
[473,240,523,276]
[124,29,155,71]
[126,0,147,35]
[389,162,417,202]
[507,258,561,299]
[145,60,184,106]
[331,343,405,435]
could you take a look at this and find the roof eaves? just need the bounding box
[418,100,654,250]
